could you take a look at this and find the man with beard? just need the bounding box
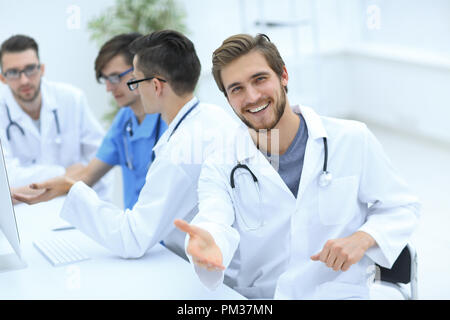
[12,33,167,211]
[12,30,241,262]
[0,35,112,200]
[175,34,420,299]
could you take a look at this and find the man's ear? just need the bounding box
[39,63,45,77]
[281,66,288,87]
[154,78,165,97]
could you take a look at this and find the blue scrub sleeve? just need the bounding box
[96,127,120,166]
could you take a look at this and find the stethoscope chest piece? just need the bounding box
[318,171,332,187]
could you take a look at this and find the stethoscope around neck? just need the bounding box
[229,137,332,231]
[122,100,199,171]
[4,103,62,144]
[122,113,163,170]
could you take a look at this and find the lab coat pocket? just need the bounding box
[231,170,264,232]
[314,281,369,300]
[318,175,358,225]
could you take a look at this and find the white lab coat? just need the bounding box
[59,97,241,259]
[0,79,112,199]
[189,105,420,300]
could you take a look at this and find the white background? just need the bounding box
[1,0,449,299]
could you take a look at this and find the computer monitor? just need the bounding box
[0,140,26,272]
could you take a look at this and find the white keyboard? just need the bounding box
[33,236,90,267]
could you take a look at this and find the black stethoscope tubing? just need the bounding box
[168,100,200,141]
[123,112,166,170]
[4,103,61,141]
[5,103,24,140]
[230,137,330,189]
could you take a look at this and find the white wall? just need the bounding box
[1,0,449,145]
[314,0,450,145]
[0,0,115,127]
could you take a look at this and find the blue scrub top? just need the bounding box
[96,107,167,209]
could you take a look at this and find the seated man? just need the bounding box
[13,33,167,210]
[0,34,112,200]
[15,30,240,261]
[175,33,421,299]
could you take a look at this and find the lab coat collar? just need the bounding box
[2,78,57,117]
[2,84,27,123]
[236,128,258,163]
[1,80,49,140]
[293,105,328,140]
[236,105,328,162]
[39,79,61,139]
[40,78,58,114]
[153,96,199,151]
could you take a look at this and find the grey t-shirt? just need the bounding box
[32,118,41,133]
[264,112,308,197]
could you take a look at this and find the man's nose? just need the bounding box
[245,85,262,106]
[18,72,30,84]
[105,80,115,92]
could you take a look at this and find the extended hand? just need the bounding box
[174,219,225,271]
[10,185,45,205]
[12,175,76,205]
[311,231,375,272]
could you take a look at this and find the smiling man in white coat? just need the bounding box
[0,34,112,200]
[175,34,421,299]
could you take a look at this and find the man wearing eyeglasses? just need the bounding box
[0,34,112,201]
[13,33,167,210]
[15,30,241,261]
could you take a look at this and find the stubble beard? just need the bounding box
[238,84,287,133]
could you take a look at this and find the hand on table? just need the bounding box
[10,185,45,205]
[12,175,76,205]
[174,219,225,271]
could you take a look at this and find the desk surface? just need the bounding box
[0,197,244,300]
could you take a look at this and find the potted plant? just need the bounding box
[88,0,187,122]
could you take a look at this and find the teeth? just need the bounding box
[249,102,269,113]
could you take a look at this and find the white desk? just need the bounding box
[0,197,245,300]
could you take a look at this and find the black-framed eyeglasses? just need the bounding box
[99,67,133,85]
[2,64,41,80]
[127,76,167,91]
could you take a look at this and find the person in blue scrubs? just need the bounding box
[12,33,167,208]
[96,106,165,209]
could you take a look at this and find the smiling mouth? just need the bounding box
[20,86,33,92]
[248,102,269,114]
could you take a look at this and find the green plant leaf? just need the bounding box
[87,0,187,124]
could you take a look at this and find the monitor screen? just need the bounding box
[0,139,21,258]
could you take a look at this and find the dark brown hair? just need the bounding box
[129,30,201,97]
[212,33,287,96]
[94,32,142,82]
[0,34,39,70]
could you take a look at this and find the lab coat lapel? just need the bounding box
[152,97,199,157]
[295,106,328,202]
[39,81,58,148]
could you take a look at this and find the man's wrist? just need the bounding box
[355,231,376,251]
[64,177,77,192]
